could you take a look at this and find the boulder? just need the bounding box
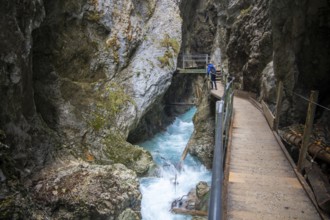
[32,162,141,220]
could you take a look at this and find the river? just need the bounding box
[139,107,211,220]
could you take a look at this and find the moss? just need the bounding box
[87,82,134,132]
[86,11,102,22]
[106,38,120,63]
[157,50,173,67]
[160,34,180,54]
[157,55,169,67]
[240,6,252,17]
[88,112,106,131]
[0,196,15,219]
[157,34,180,67]
[102,133,143,166]
[146,1,156,17]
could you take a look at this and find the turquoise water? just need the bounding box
[139,107,211,220]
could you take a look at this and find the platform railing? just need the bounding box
[177,54,209,69]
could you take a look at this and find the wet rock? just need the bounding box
[188,78,215,168]
[196,181,209,199]
[32,162,141,219]
[118,208,140,220]
[195,181,210,212]
[260,61,276,110]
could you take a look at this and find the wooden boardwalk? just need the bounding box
[210,83,320,219]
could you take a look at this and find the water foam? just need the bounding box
[139,108,211,220]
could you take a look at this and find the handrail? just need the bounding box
[178,53,209,69]
[208,77,235,220]
[208,100,224,220]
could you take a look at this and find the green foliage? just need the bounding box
[240,6,252,17]
[86,11,102,22]
[157,51,174,67]
[102,133,143,165]
[88,112,106,132]
[146,1,156,17]
[160,34,180,54]
[87,82,133,132]
[104,83,132,116]
[157,34,180,67]
[157,55,169,67]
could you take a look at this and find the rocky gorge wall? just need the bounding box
[0,0,184,219]
[270,0,330,126]
[182,0,330,169]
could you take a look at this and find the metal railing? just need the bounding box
[177,54,209,69]
[208,77,235,220]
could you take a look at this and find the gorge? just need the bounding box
[1,0,329,219]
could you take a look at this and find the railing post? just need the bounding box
[273,81,283,131]
[205,54,209,73]
[297,90,319,173]
[183,54,185,69]
[208,100,224,220]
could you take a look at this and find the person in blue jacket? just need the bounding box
[207,63,217,90]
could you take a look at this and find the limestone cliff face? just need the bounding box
[33,0,181,172]
[270,0,330,126]
[226,0,272,93]
[0,0,182,218]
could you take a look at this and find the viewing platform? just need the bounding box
[176,54,209,74]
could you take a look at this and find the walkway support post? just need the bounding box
[297,90,319,173]
[208,100,224,220]
[183,54,186,69]
[273,81,283,131]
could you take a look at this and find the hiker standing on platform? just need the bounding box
[207,63,217,90]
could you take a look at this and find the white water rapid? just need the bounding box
[139,107,211,220]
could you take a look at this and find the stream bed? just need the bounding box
[139,107,211,220]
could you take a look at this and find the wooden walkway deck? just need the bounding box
[210,82,320,219]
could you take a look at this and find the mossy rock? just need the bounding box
[102,133,153,175]
[240,5,252,17]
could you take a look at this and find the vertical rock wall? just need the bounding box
[0,0,184,218]
[0,0,53,175]
[270,0,330,126]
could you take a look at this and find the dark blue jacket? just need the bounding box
[207,64,216,76]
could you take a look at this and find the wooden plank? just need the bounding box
[261,100,275,129]
[270,132,329,220]
[297,90,319,172]
[177,68,206,74]
[226,96,321,219]
[234,90,257,99]
[273,81,283,131]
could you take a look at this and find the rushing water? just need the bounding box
[139,107,211,220]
